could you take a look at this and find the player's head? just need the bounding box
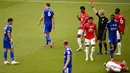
[8,18,13,25]
[110,14,115,21]
[80,6,85,13]
[98,9,104,16]
[115,8,120,14]
[63,40,68,48]
[88,17,93,24]
[45,3,50,8]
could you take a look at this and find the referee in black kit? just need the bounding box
[90,2,108,55]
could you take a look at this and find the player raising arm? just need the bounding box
[103,14,121,61]
[104,61,129,72]
[76,6,89,51]
[114,8,125,55]
[3,18,19,65]
[63,40,72,73]
[39,3,55,48]
[89,2,108,55]
[84,17,98,61]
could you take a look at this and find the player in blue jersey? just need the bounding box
[63,40,72,73]
[39,3,55,48]
[3,18,19,65]
[103,14,121,61]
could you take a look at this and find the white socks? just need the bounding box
[90,47,95,58]
[77,38,82,48]
[117,42,121,54]
[85,46,95,61]
[85,47,89,60]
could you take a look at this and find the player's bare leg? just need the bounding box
[116,39,121,55]
[10,48,19,65]
[76,35,82,51]
[90,45,95,61]
[4,49,10,64]
[85,45,89,61]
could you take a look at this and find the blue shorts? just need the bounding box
[109,38,117,45]
[63,68,72,73]
[43,24,52,33]
[3,40,13,49]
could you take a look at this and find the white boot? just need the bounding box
[11,61,19,65]
[4,61,10,64]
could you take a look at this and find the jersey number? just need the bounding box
[48,10,51,17]
[120,18,124,24]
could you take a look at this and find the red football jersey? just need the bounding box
[84,23,96,39]
[115,14,125,32]
[115,62,124,71]
[80,12,89,30]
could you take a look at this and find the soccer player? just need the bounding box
[3,18,19,65]
[103,14,121,61]
[39,3,55,48]
[104,61,129,72]
[90,2,108,55]
[76,6,89,51]
[63,40,72,73]
[84,17,98,61]
[115,8,125,55]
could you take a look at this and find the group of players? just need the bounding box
[3,2,128,73]
[75,2,128,73]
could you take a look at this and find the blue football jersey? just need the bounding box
[106,20,119,39]
[3,24,12,41]
[64,47,72,68]
[43,8,54,26]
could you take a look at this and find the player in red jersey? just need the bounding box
[104,61,129,72]
[83,17,98,61]
[115,8,125,55]
[76,6,89,51]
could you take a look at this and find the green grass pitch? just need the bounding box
[0,0,130,73]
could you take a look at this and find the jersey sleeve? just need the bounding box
[66,50,71,56]
[44,10,47,15]
[7,27,11,33]
[106,22,109,29]
[96,12,100,18]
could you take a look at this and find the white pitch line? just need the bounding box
[0,0,130,5]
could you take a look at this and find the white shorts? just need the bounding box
[117,31,121,40]
[77,29,84,35]
[85,38,95,46]
[106,61,122,72]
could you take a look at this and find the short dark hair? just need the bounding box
[46,3,50,7]
[88,17,93,20]
[111,14,115,17]
[63,40,68,45]
[80,6,85,10]
[8,18,13,22]
[115,8,120,13]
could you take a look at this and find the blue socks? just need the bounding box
[4,50,15,61]
[45,34,51,45]
[110,48,113,58]
[4,51,7,61]
[10,51,14,61]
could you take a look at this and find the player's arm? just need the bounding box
[63,55,70,70]
[95,26,98,41]
[39,15,44,25]
[77,15,81,21]
[52,15,55,29]
[102,27,107,40]
[7,28,13,44]
[117,25,122,40]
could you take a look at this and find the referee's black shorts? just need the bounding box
[98,32,106,41]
